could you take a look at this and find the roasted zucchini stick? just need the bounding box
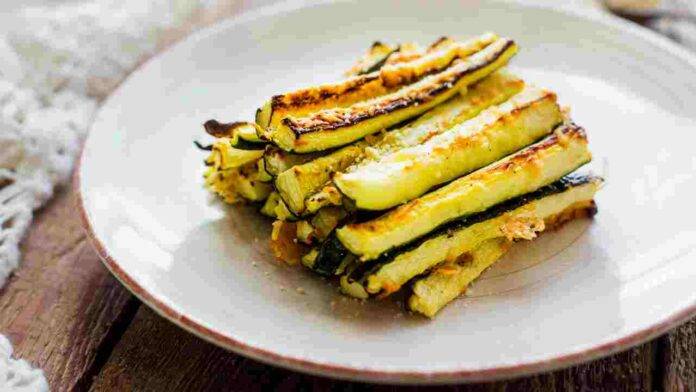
[270,38,517,152]
[204,162,273,203]
[260,191,281,218]
[334,85,562,210]
[407,238,511,317]
[341,174,602,297]
[257,33,498,134]
[204,138,265,170]
[344,41,397,76]
[263,145,324,177]
[203,120,265,148]
[303,70,526,214]
[337,123,592,260]
[275,141,370,216]
[368,69,525,156]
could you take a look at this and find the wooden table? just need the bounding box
[1,3,695,391]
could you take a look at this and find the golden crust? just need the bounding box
[284,39,516,136]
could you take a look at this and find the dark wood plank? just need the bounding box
[661,319,696,391]
[90,305,658,391]
[0,185,140,392]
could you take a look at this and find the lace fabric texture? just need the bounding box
[0,1,201,389]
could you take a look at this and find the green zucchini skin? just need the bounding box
[257,33,498,137]
[337,122,592,260]
[271,38,517,153]
[275,141,368,216]
[204,120,266,149]
[348,41,397,76]
[408,238,510,317]
[301,70,527,214]
[313,234,352,276]
[333,85,562,210]
[260,192,281,218]
[342,173,602,296]
[263,145,324,177]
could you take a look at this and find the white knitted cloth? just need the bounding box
[0,1,201,389]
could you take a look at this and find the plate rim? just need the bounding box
[75,0,696,384]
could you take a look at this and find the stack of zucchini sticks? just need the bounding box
[199,33,603,318]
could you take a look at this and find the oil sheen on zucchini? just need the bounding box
[270,38,518,152]
[407,238,511,317]
[337,123,592,260]
[334,85,562,210]
[256,33,498,135]
[302,70,526,214]
[342,174,602,297]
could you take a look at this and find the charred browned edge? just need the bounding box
[545,200,598,231]
[383,201,598,299]
[430,90,557,155]
[427,36,451,50]
[344,122,586,232]
[270,73,380,111]
[283,40,516,136]
[485,122,587,175]
[203,119,250,138]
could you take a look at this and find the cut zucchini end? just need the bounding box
[260,192,281,218]
[301,248,319,269]
[269,122,299,152]
[363,173,602,297]
[337,122,591,260]
[256,100,273,130]
[275,169,306,216]
[408,237,511,318]
[340,275,369,299]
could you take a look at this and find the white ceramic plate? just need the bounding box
[78,0,696,384]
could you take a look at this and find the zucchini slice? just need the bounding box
[311,207,348,241]
[407,238,511,317]
[377,32,494,88]
[203,120,265,148]
[204,139,265,170]
[303,70,526,214]
[275,141,369,216]
[369,69,525,156]
[255,158,273,182]
[260,191,281,218]
[344,41,397,77]
[263,145,324,177]
[270,38,517,152]
[204,162,273,203]
[301,248,319,269]
[305,184,344,214]
[334,85,561,210]
[337,123,592,260]
[313,233,354,276]
[296,220,315,244]
[256,33,498,134]
[345,174,602,297]
[273,198,299,222]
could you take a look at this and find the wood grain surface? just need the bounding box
[0,187,138,391]
[89,304,659,392]
[0,2,695,391]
